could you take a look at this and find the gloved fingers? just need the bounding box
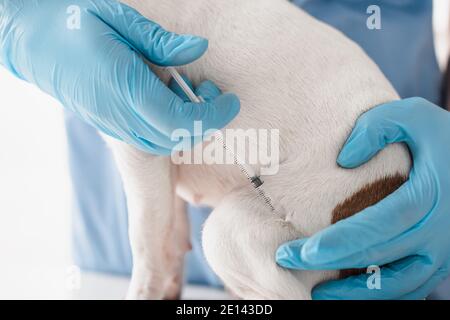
[398,268,449,300]
[169,76,223,103]
[194,80,222,102]
[276,231,417,271]
[338,113,404,169]
[311,255,436,300]
[171,94,241,133]
[89,120,124,142]
[276,181,430,269]
[90,0,208,66]
[276,238,308,269]
[129,133,174,156]
[78,114,125,143]
[336,98,422,169]
[337,97,448,169]
[128,127,178,155]
[0,0,29,77]
[0,0,25,22]
[167,77,224,148]
[118,46,239,140]
[90,113,175,155]
[128,110,197,154]
[282,229,426,271]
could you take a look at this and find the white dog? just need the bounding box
[107,0,411,299]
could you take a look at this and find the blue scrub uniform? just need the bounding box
[66,0,447,297]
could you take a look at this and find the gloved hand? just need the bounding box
[276,97,450,300]
[0,0,240,155]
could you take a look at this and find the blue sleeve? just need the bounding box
[65,110,132,276]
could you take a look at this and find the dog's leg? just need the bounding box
[109,142,190,299]
[202,188,333,300]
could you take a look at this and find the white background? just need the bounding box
[0,1,448,299]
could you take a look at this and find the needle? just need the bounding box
[167,67,276,212]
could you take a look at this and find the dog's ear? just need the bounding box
[331,174,407,278]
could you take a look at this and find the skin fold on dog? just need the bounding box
[106,0,411,299]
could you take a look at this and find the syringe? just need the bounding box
[166,67,276,212]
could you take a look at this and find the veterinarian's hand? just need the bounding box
[0,0,240,155]
[276,97,450,300]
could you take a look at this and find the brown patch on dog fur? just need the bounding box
[332,174,407,278]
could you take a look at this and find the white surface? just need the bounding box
[0,68,73,299]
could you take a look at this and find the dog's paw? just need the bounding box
[126,271,169,300]
[163,273,183,300]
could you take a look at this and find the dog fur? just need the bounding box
[107,0,411,299]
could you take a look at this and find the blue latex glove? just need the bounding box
[276,97,450,300]
[169,74,222,106]
[0,0,240,155]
